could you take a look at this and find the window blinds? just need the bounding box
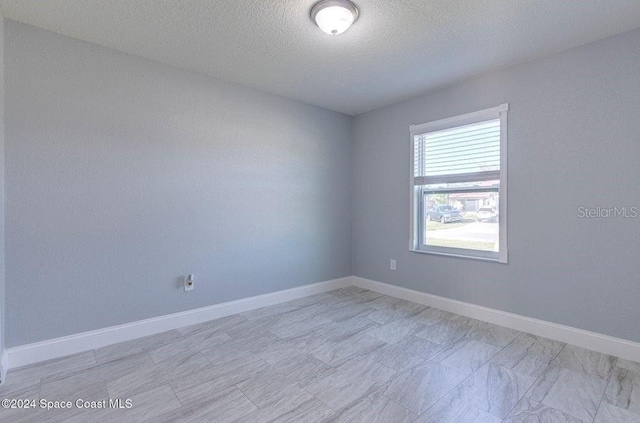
[413,118,501,185]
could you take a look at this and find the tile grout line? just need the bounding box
[590,356,619,423]
[300,384,337,415]
[166,380,186,411]
[235,386,260,412]
[300,353,400,418]
[480,335,544,421]
[411,330,518,422]
[500,341,568,421]
[378,390,417,416]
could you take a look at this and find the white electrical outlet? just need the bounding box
[390,259,396,271]
[184,274,194,292]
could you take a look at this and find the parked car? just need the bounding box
[427,205,462,223]
[476,206,498,222]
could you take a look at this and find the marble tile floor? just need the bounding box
[1,286,639,423]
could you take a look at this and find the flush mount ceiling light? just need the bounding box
[311,0,359,35]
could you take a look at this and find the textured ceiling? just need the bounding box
[2,1,640,115]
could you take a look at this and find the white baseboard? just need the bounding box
[0,349,8,384]
[6,276,352,370]
[7,274,639,374]
[352,276,640,363]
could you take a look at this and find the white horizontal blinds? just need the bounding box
[414,118,500,185]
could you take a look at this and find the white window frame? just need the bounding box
[409,104,509,263]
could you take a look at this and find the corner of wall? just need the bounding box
[349,113,355,277]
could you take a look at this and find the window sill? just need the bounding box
[410,248,508,264]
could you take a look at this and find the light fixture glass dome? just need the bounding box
[311,0,359,35]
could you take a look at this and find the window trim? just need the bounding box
[409,104,509,263]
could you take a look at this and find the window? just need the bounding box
[410,104,508,262]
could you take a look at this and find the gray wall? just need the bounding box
[5,21,352,347]
[352,28,640,343]
[0,16,5,358]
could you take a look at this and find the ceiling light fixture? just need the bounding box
[311,0,359,35]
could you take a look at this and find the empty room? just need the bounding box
[0,1,639,422]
